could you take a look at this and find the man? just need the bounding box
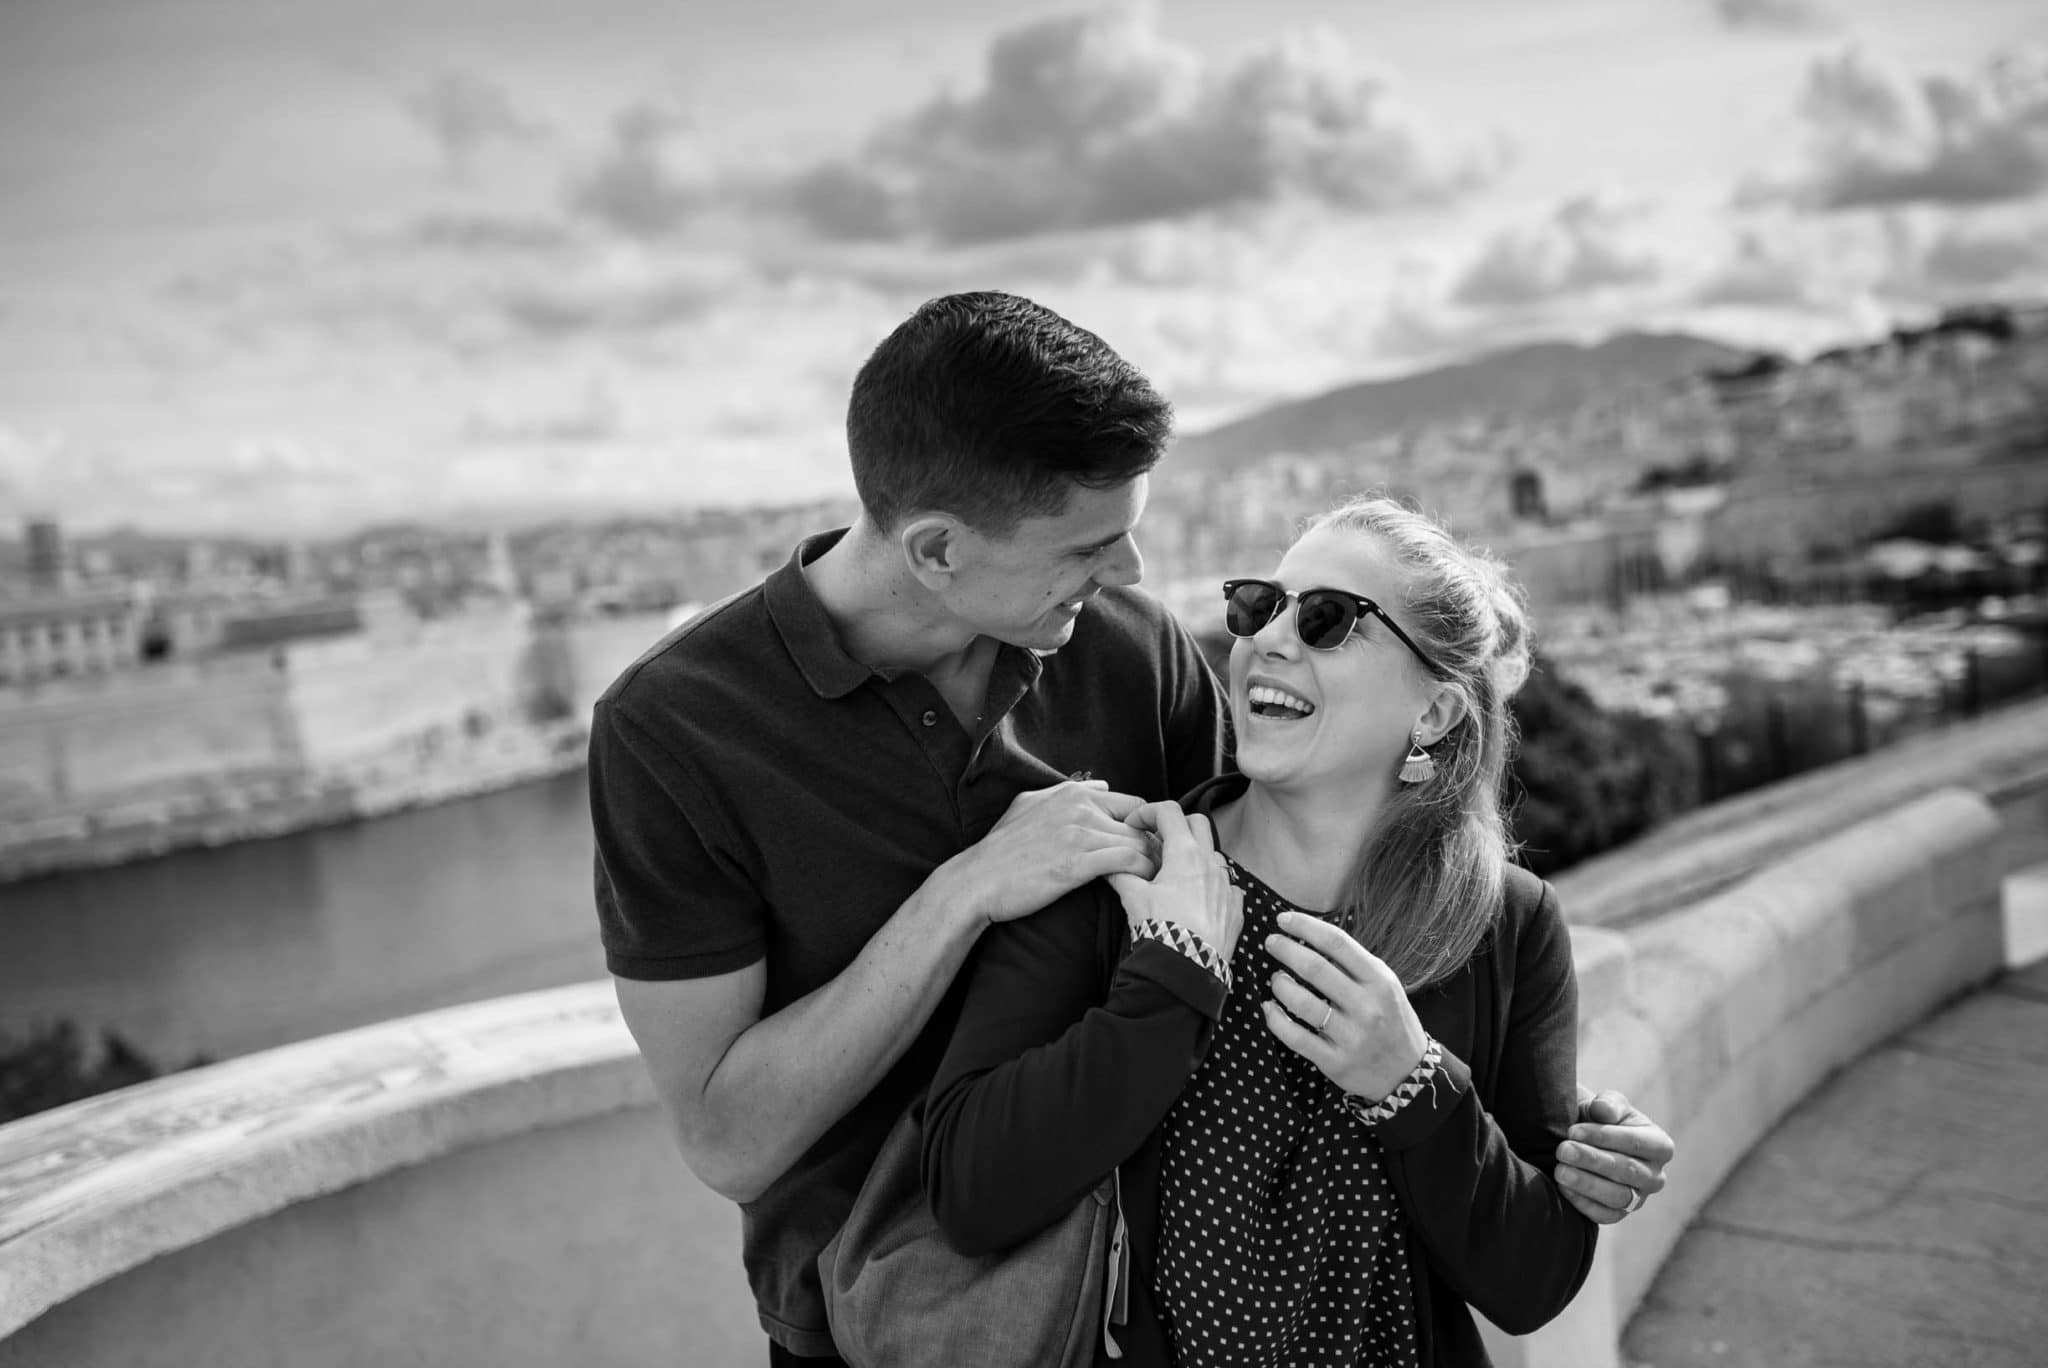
[590,292,1670,1365]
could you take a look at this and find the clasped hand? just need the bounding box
[940,779,1159,927]
[1106,801,1245,964]
[1262,911,1429,1105]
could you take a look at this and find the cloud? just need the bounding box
[1674,210,2048,342]
[407,71,545,177]
[464,379,622,444]
[491,274,726,341]
[408,214,577,255]
[1920,223,2048,287]
[1754,49,2048,209]
[567,104,707,240]
[1695,229,1834,308]
[1450,195,1662,307]
[747,213,1272,304]
[0,425,401,536]
[156,209,761,364]
[1712,0,1837,34]
[730,10,1501,246]
[226,437,359,484]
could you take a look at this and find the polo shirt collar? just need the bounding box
[764,527,1051,706]
[765,528,873,699]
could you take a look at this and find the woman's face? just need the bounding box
[1226,523,1441,797]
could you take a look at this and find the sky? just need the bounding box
[2,0,2046,536]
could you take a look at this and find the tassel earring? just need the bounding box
[1399,728,1436,784]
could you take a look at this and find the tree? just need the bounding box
[1508,658,1700,877]
[0,1022,199,1124]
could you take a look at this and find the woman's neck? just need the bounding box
[1214,776,1388,914]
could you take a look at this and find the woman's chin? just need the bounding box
[1232,744,1303,788]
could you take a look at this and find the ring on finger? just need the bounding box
[1318,1001,1334,1033]
[1623,1188,1645,1215]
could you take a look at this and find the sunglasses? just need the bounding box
[1221,577,1443,675]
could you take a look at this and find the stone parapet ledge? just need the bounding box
[1495,786,2010,1368]
[1,775,2030,1363]
[0,980,648,1338]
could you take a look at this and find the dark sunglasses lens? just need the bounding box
[1225,582,1282,637]
[1295,591,1360,649]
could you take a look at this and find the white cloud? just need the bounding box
[1920,223,2048,287]
[407,214,578,255]
[1695,229,1838,308]
[1712,0,1838,35]
[1674,209,2044,347]
[463,379,622,445]
[734,10,1504,245]
[1753,48,2048,209]
[227,436,358,482]
[566,104,708,240]
[1450,194,1663,307]
[406,70,547,178]
[492,276,720,341]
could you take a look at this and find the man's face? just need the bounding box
[947,476,1148,651]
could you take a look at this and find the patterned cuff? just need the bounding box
[1341,1035,1444,1128]
[1129,919,1232,992]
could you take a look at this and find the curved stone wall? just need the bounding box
[2,723,2041,1365]
[1488,785,2012,1368]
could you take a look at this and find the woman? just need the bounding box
[922,495,1595,1366]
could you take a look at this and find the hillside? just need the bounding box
[1171,331,1749,475]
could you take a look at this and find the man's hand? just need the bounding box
[1107,801,1244,963]
[931,780,1159,928]
[1554,1087,1674,1225]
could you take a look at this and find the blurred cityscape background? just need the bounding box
[3,0,2046,1124]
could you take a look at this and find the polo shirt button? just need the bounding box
[921,710,938,727]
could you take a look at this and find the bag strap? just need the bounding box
[1096,882,1129,993]
[1094,883,1132,1358]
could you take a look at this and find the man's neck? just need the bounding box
[803,519,988,679]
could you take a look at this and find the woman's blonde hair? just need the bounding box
[1301,494,1533,989]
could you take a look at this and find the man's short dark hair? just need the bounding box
[846,291,1174,534]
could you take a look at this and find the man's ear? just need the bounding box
[1416,684,1468,748]
[899,514,964,590]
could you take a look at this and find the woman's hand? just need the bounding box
[1262,909,1428,1102]
[1107,802,1245,965]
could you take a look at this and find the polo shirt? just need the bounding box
[588,528,1224,1356]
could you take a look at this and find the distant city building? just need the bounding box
[1144,298,2048,616]
[483,531,519,598]
[0,587,138,682]
[24,519,68,592]
[0,584,415,686]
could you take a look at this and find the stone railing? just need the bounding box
[4,706,2044,1367]
[1486,784,2015,1367]
[0,986,754,1368]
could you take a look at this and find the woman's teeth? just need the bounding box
[1247,684,1315,719]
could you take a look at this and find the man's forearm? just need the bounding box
[683,877,982,1202]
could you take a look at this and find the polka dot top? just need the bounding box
[1153,857,1423,1368]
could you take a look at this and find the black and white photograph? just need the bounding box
[2,2,2045,1365]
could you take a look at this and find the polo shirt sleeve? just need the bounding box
[1160,610,1227,795]
[588,697,768,981]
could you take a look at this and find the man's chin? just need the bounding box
[1040,611,1084,649]
[981,602,1086,653]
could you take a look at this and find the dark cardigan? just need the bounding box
[922,774,1597,1367]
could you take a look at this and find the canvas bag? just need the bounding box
[818,910,1131,1367]
[817,1105,1128,1368]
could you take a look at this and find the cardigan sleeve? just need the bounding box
[922,884,1225,1257]
[1374,877,1597,1336]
